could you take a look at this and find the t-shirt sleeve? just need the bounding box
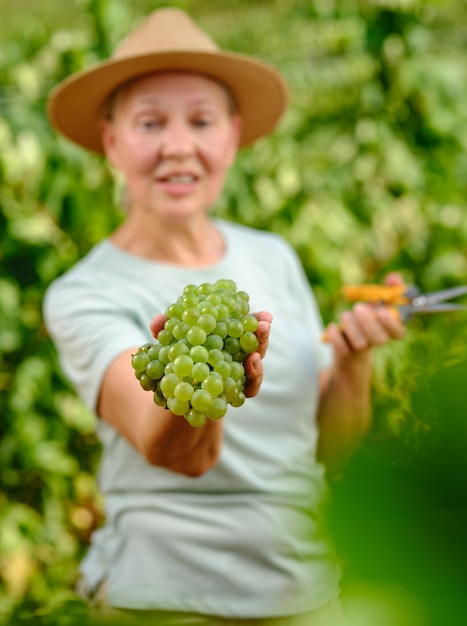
[43,278,150,414]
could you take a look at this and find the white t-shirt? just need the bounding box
[43,219,340,617]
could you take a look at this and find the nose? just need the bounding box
[160,120,194,159]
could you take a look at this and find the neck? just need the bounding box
[110,214,225,267]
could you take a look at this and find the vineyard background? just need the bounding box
[1,0,467,624]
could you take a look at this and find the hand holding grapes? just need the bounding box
[150,309,272,400]
[132,280,271,428]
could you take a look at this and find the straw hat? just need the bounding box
[47,7,289,153]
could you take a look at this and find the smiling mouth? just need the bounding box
[160,174,197,184]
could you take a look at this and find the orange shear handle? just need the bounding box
[343,284,410,305]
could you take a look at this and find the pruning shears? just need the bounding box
[322,283,467,342]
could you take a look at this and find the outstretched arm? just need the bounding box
[317,273,406,476]
[97,311,272,477]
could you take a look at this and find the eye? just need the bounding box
[138,117,164,130]
[192,116,213,129]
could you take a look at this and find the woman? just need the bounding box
[44,7,405,625]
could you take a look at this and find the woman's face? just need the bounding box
[101,72,241,222]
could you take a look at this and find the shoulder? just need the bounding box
[47,240,110,283]
[216,219,294,254]
[43,241,113,317]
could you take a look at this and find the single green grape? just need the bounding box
[239,331,259,353]
[185,409,207,427]
[146,359,165,380]
[197,313,217,334]
[172,322,189,340]
[202,372,224,397]
[221,295,236,311]
[204,334,224,350]
[208,397,228,420]
[190,345,209,363]
[198,282,215,295]
[205,293,222,306]
[192,362,210,382]
[147,343,162,360]
[227,319,244,338]
[182,307,200,325]
[242,314,259,333]
[139,373,157,391]
[164,318,180,334]
[174,381,194,402]
[213,359,232,379]
[228,302,243,319]
[207,349,224,366]
[230,361,245,381]
[169,398,190,416]
[229,391,246,408]
[172,354,194,377]
[198,303,219,319]
[223,376,237,396]
[215,278,237,293]
[216,305,230,320]
[158,345,171,365]
[238,300,250,315]
[224,337,240,354]
[168,342,190,361]
[131,351,150,371]
[153,387,167,407]
[165,303,183,319]
[214,321,228,338]
[181,292,199,308]
[157,329,173,346]
[186,326,207,346]
[191,389,213,412]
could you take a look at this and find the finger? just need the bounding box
[339,308,375,352]
[384,271,405,286]
[243,352,263,397]
[253,311,272,359]
[150,314,167,339]
[255,321,271,359]
[337,303,395,351]
[254,310,273,324]
[324,322,354,357]
[375,306,406,340]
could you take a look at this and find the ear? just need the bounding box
[100,118,121,170]
[227,113,242,167]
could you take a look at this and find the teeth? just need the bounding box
[167,174,195,184]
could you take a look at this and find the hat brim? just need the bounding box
[47,50,289,153]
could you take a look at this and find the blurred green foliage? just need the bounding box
[328,354,467,626]
[1,0,467,624]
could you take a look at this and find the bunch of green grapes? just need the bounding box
[131,279,260,427]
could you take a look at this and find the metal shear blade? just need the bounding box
[402,285,467,321]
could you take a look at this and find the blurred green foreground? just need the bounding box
[328,332,467,626]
